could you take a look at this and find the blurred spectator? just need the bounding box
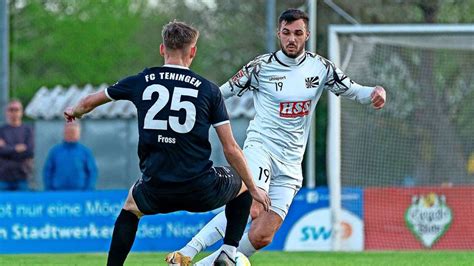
[43,122,98,191]
[0,100,34,191]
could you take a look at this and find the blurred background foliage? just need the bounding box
[7,0,474,185]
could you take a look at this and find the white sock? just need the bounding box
[178,238,202,259]
[237,232,257,257]
[195,231,258,265]
[222,244,237,260]
[194,248,221,266]
[186,212,253,263]
[180,210,227,259]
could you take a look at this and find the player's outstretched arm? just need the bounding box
[325,64,386,109]
[215,124,271,211]
[64,91,111,122]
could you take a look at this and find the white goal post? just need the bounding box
[327,24,474,251]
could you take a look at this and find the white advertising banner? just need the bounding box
[284,208,364,251]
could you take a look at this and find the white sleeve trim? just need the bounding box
[104,88,116,101]
[212,120,230,128]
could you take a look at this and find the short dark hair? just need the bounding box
[278,9,309,30]
[161,20,199,50]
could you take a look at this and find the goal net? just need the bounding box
[328,25,474,250]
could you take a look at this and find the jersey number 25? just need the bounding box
[142,84,198,134]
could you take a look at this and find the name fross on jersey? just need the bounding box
[158,134,176,144]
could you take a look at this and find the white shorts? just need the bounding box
[243,141,302,220]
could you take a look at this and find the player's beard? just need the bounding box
[280,41,305,58]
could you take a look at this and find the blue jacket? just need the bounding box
[43,141,98,190]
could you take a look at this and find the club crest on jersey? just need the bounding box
[279,100,311,118]
[305,76,320,88]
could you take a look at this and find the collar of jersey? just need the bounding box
[274,50,306,67]
[163,64,189,70]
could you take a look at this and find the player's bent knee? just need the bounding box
[249,229,274,249]
[123,205,143,219]
[123,199,136,212]
[249,210,282,249]
[123,188,143,218]
[253,236,273,249]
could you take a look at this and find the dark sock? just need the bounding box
[107,209,140,266]
[223,191,252,247]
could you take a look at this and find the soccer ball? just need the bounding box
[235,252,251,266]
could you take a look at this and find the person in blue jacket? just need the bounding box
[43,122,98,190]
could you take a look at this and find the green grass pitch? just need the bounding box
[0,251,473,265]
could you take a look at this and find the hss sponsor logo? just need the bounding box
[279,100,311,118]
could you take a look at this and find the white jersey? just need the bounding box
[221,50,374,165]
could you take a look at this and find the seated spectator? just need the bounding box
[43,122,98,191]
[0,99,34,191]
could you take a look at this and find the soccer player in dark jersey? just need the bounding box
[64,20,270,266]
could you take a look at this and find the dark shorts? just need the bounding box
[132,166,242,215]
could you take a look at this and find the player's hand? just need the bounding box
[0,138,5,147]
[64,106,80,122]
[249,187,271,212]
[371,86,386,110]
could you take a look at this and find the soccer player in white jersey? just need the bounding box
[169,9,386,265]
